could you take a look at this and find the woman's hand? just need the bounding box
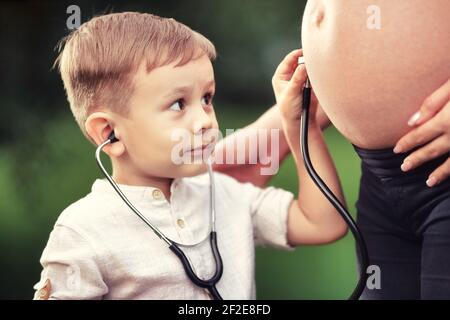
[394,78,450,187]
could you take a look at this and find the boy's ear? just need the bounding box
[85,112,125,157]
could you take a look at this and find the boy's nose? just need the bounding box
[191,105,213,133]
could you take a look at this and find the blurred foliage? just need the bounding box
[0,0,363,299]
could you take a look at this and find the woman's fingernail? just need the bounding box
[426,176,438,187]
[393,145,402,154]
[408,111,421,127]
[401,160,412,172]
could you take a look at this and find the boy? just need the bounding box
[34,12,347,300]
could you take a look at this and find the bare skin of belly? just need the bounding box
[301,0,450,149]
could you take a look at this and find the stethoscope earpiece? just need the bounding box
[108,131,119,144]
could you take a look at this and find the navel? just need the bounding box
[313,7,325,27]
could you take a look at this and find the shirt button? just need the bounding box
[152,189,163,200]
[176,218,185,229]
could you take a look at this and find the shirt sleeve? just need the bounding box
[33,225,108,300]
[215,172,295,251]
[248,185,295,251]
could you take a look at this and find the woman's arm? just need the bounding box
[212,105,291,187]
[213,96,331,188]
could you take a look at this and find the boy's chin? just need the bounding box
[177,162,209,178]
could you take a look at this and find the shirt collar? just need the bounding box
[91,177,183,205]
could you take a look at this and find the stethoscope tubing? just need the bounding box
[95,138,223,300]
[300,82,370,300]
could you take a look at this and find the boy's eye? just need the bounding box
[169,100,184,112]
[201,93,214,107]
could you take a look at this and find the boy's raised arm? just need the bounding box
[272,49,347,246]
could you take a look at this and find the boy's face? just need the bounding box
[115,54,219,179]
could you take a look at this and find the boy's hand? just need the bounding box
[272,49,320,128]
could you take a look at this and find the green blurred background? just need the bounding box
[0,0,362,299]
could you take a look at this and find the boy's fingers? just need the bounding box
[274,49,303,81]
[427,157,450,188]
[284,64,308,97]
[278,65,308,120]
[410,78,450,126]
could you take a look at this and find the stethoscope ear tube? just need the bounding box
[95,138,224,300]
[300,81,370,300]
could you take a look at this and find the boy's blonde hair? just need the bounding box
[54,12,217,144]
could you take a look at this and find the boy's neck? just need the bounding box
[111,161,174,202]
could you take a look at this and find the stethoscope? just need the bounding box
[298,58,370,300]
[95,134,223,300]
[95,60,370,300]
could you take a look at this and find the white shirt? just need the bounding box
[33,172,294,300]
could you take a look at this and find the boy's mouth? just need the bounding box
[191,144,211,151]
[190,143,213,152]
[184,143,215,156]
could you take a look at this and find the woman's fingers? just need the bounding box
[408,78,450,127]
[401,134,450,172]
[396,91,450,186]
[427,158,450,188]
[394,115,444,153]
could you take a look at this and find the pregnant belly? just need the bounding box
[302,0,450,149]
